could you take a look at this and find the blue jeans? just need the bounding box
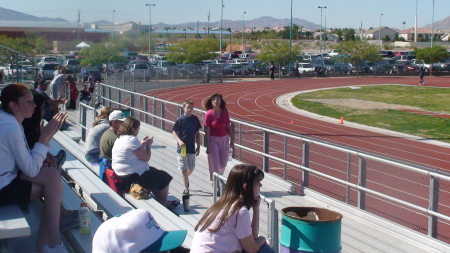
[258,244,276,253]
[85,153,100,163]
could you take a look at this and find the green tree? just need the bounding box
[35,36,49,54]
[333,40,381,77]
[414,45,449,75]
[166,39,218,64]
[256,40,302,79]
[0,35,34,64]
[78,42,127,66]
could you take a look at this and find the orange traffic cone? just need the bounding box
[339,117,344,124]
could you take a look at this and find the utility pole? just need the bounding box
[77,9,80,42]
[207,11,210,38]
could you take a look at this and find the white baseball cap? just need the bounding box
[109,110,127,121]
[92,209,187,253]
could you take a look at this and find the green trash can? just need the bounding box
[121,109,131,118]
[280,207,343,253]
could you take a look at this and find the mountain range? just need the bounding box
[1,7,450,31]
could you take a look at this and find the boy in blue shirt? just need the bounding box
[172,100,202,195]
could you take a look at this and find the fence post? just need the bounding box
[428,176,439,238]
[302,141,310,189]
[108,86,112,107]
[283,136,287,180]
[238,123,242,160]
[160,102,165,130]
[81,106,87,143]
[358,156,367,210]
[263,130,269,172]
[152,97,156,126]
[130,94,135,118]
[144,98,149,124]
[346,153,352,204]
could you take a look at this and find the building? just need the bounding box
[0,21,109,42]
[364,26,398,41]
[398,27,445,41]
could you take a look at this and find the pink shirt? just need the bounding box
[191,205,252,252]
[204,108,230,137]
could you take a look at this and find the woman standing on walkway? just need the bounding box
[203,93,234,183]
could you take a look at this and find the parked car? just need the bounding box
[123,64,151,81]
[376,59,404,74]
[401,61,420,72]
[297,63,314,73]
[39,63,60,80]
[246,63,268,75]
[37,56,59,68]
[62,59,81,74]
[78,66,102,82]
[222,63,248,76]
[410,59,442,72]
[310,58,335,74]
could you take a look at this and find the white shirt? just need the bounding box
[111,135,148,176]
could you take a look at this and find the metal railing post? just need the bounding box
[81,106,87,142]
[144,98,149,124]
[283,136,287,180]
[302,141,310,189]
[160,102,165,130]
[428,176,439,238]
[130,94,135,118]
[108,87,112,107]
[152,97,156,126]
[358,156,367,210]
[263,130,269,172]
[346,153,352,204]
[238,123,242,160]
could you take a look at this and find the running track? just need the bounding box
[147,76,450,172]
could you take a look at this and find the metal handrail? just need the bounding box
[94,82,450,240]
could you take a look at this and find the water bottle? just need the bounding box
[228,147,233,161]
[79,203,91,234]
[182,194,190,212]
[181,146,187,157]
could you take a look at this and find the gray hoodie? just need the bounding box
[0,110,48,189]
[85,118,110,155]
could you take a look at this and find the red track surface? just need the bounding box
[148,76,450,172]
[143,76,450,242]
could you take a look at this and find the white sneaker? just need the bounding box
[43,242,68,253]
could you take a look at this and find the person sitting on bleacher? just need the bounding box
[191,164,274,253]
[85,106,114,164]
[0,83,75,253]
[112,117,180,210]
[99,110,126,180]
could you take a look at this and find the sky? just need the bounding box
[2,0,448,30]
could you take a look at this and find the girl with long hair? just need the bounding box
[0,83,72,253]
[203,93,234,190]
[191,164,272,253]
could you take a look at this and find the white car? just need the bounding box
[298,63,314,73]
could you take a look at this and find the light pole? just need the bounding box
[146,4,155,56]
[415,0,418,42]
[289,0,293,73]
[379,13,383,49]
[242,12,246,53]
[112,10,115,40]
[318,6,326,54]
[431,0,434,48]
[220,0,224,55]
[183,29,187,41]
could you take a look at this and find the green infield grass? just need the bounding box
[291,85,450,142]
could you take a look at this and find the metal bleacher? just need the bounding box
[50,107,450,252]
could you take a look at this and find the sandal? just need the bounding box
[167,200,180,210]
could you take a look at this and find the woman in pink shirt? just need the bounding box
[191,164,273,253]
[203,93,234,183]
